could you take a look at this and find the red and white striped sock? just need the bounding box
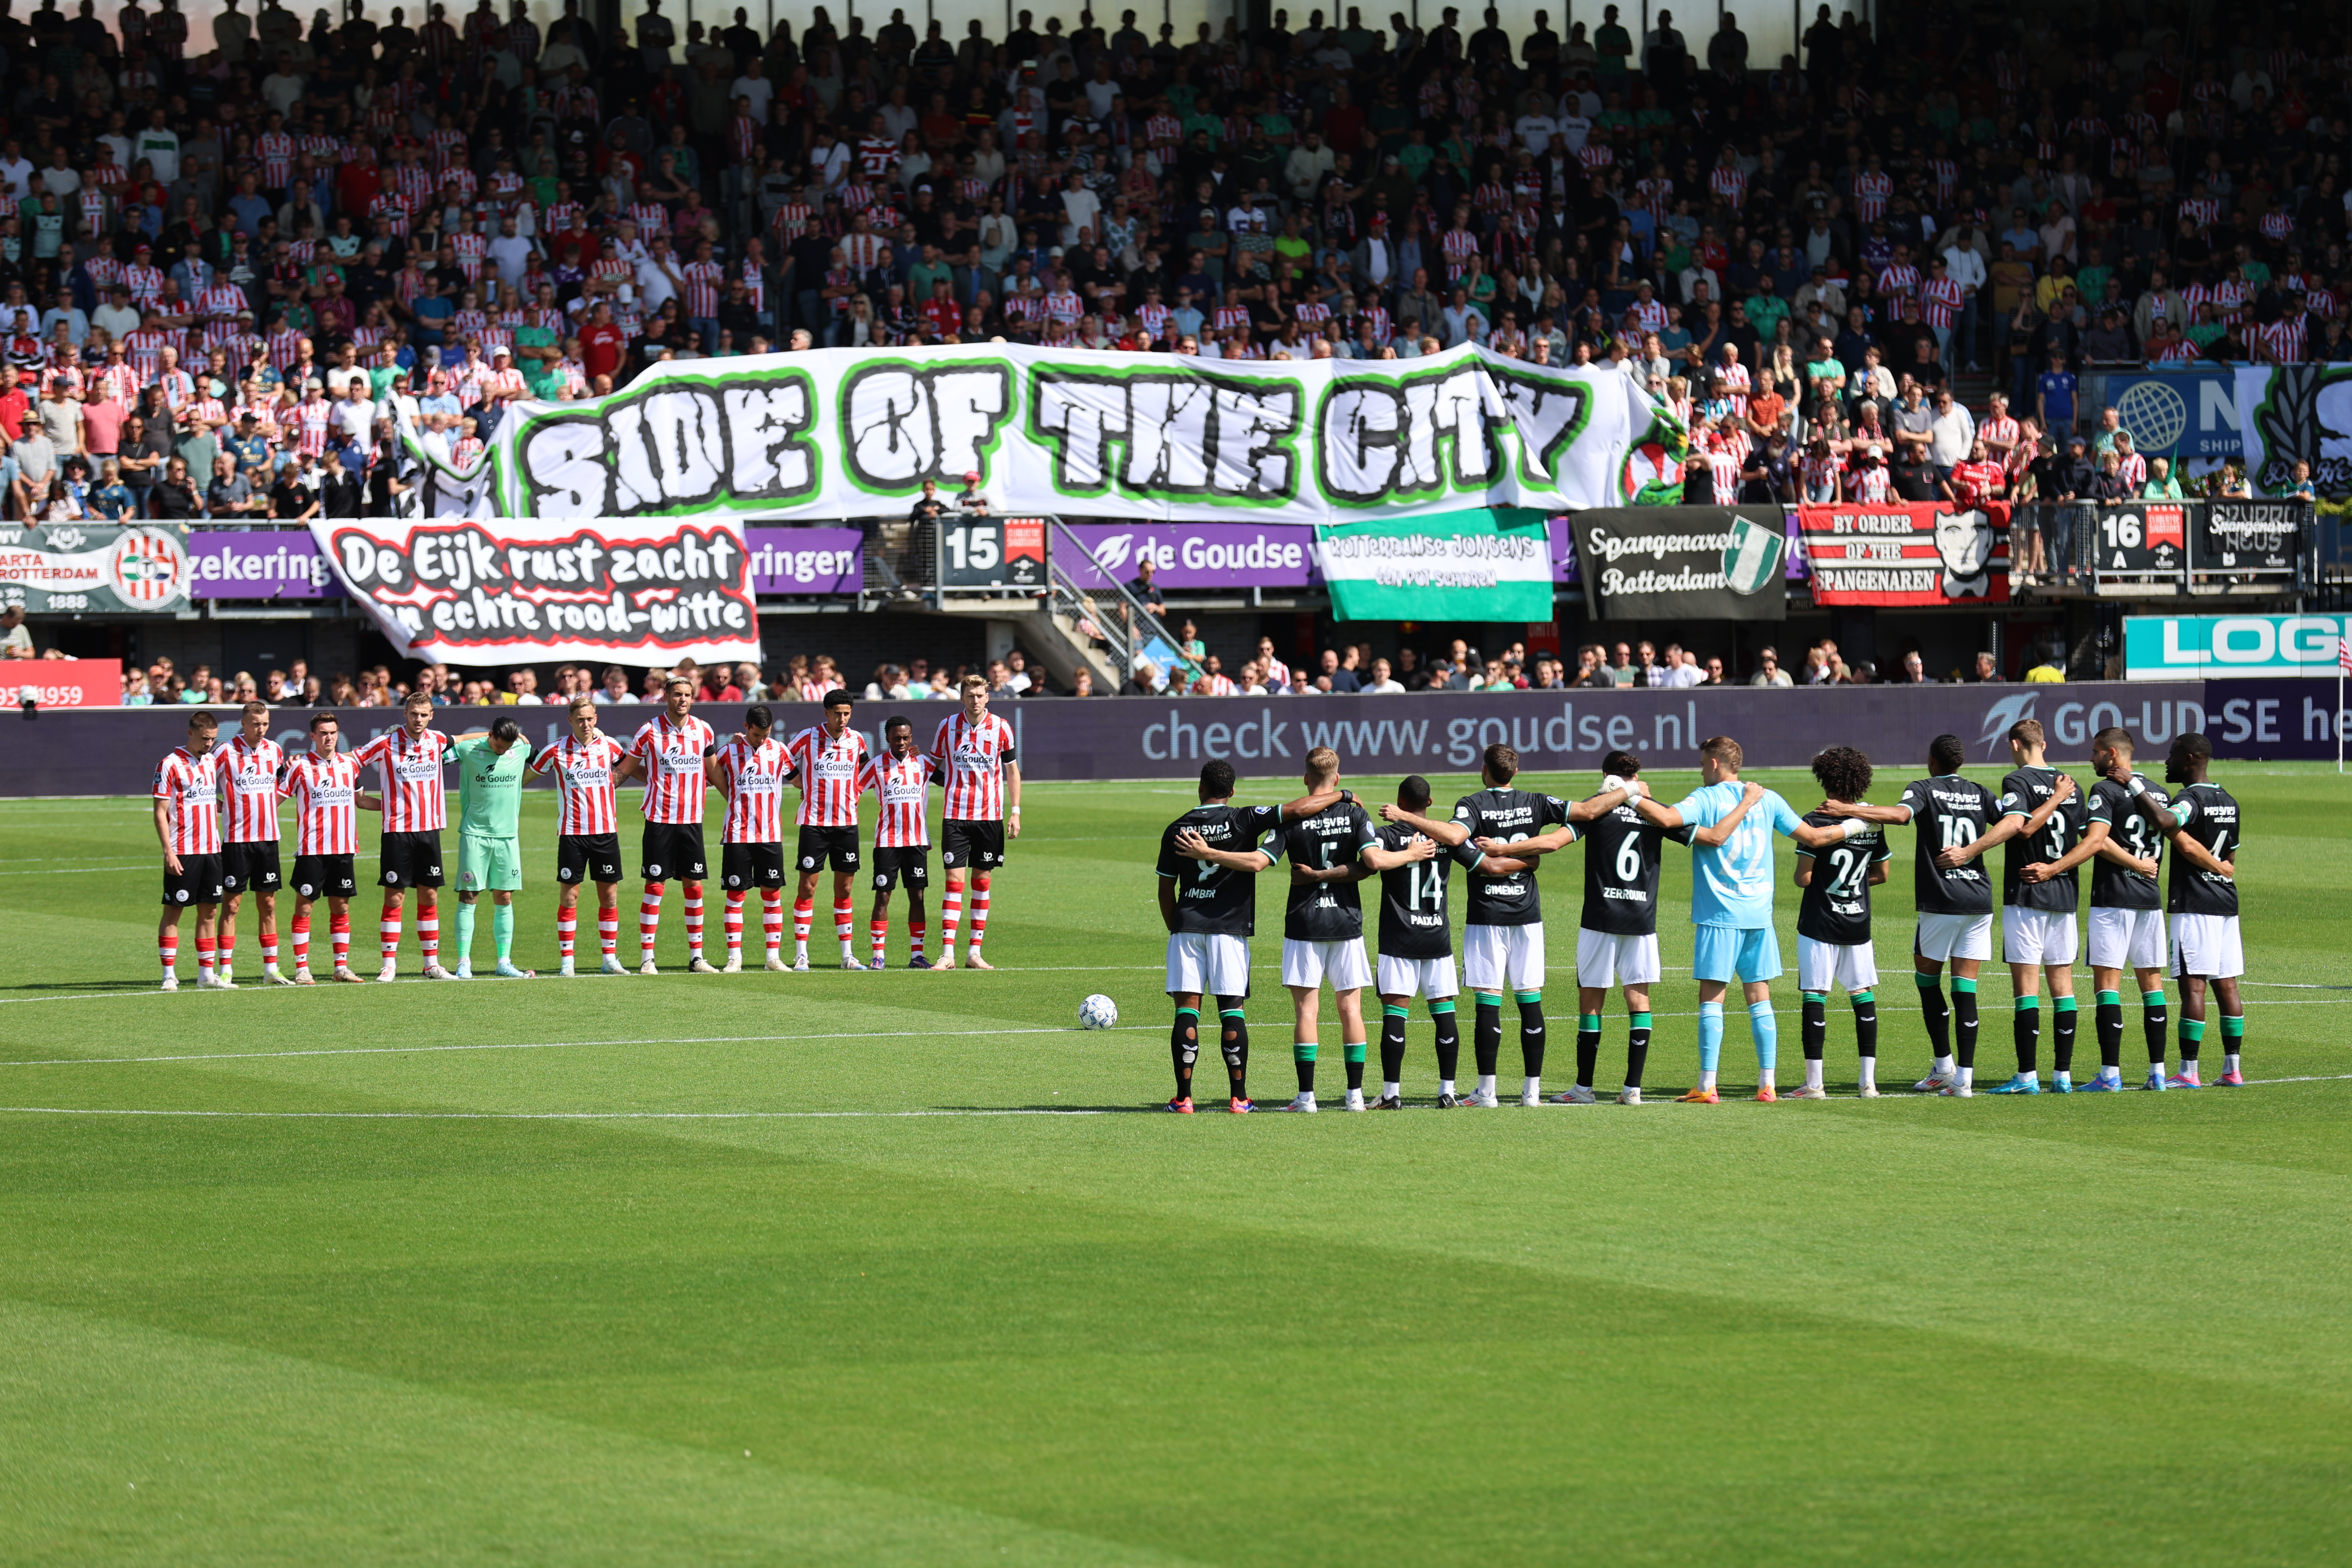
[260,936,278,971]
[792,897,813,954]
[761,894,784,956]
[417,914,439,966]
[683,892,705,958]
[195,935,216,977]
[597,910,618,959]
[290,915,310,971]
[640,884,665,960]
[379,914,401,960]
[217,936,235,974]
[330,912,350,969]
[556,912,577,962]
[909,917,927,961]
[941,889,963,950]
[833,899,854,950]
[723,892,746,957]
[970,888,991,950]
[158,930,178,978]
[869,916,888,964]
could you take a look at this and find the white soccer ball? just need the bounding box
[1078,993,1120,1031]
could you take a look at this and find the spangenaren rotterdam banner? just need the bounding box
[395,343,1685,523]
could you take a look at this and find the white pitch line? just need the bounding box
[2,1073,2347,1120]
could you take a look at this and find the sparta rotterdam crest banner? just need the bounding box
[1796,502,2011,605]
[0,521,191,613]
[312,516,762,664]
[396,342,1679,523]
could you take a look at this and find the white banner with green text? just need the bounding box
[1314,508,1557,621]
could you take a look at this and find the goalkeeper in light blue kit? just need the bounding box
[1634,736,1859,1100]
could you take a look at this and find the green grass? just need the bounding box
[3,763,2350,1565]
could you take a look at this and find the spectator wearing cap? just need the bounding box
[955,470,988,510]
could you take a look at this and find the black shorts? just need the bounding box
[379,830,446,889]
[796,824,861,872]
[870,844,930,892]
[290,853,358,900]
[162,853,224,906]
[557,832,624,885]
[721,840,786,889]
[640,821,707,882]
[942,818,1005,871]
[221,839,282,894]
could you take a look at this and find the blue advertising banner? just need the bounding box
[2105,371,2245,459]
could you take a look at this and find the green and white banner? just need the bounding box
[2234,365,2352,495]
[1316,508,1555,621]
[399,343,1682,524]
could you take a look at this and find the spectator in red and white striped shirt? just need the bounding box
[785,690,873,968]
[278,712,375,985]
[860,715,941,967]
[930,675,1020,970]
[351,690,457,980]
[708,704,793,971]
[530,698,639,976]
[627,677,717,974]
[153,710,226,991]
[211,701,288,986]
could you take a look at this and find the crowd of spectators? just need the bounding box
[0,0,2344,523]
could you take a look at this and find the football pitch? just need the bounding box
[3,762,2349,1565]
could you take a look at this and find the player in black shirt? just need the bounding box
[1822,732,2071,1096]
[1985,719,2091,1094]
[2131,732,2246,1087]
[1368,774,1490,1107]
[2021,726,2167,1089]
[1563,751,1686,1105]
[1273,747,1435,1112]
[1791,746,1893,1097]
[1156,759,1348,1112]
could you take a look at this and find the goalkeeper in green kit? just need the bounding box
[451,716,535,979]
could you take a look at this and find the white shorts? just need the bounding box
[1376,952,1459,1001]
[1462,922,1546,993]
[1575,927,1662,988]
[2087,907,2167,972]
[2170,913,2245,980]
[2002,907,2079,967]
[1915,912,1993,963]
[1281,937,1373,991]
[1165,931,1251,996]
[1797,935,1877,994]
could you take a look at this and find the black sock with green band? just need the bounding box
[1293,1039,1317,1095]
[1951,977,1979,1069]
[1575,1012,1602,1089]
[1626,1011,1653,1088]
[1171,1007,1199,1098]
[1380,1004,1410,1087]
[1430,999,1460,1081]
[2013,994,2040,1074]
[1800,991,1829,1060]
[2052,995,2078,1076]
[1917,971,1951,1059]
[2096,989,2123,1069]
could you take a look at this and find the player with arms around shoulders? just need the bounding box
[153,710,228,990]
[278,711,380,984]
[784,689,873,970]
[1156,759,1350,1113]
[862,715,942,967]
[1982,718,2092,1094]
[2136,732,2246,1087]
[1271,746,1434,1112]
[628,675,719,975]
[448,715,536,979]
[351,690,459,981]
[931,674,1021,970]
[1367,775,1479,1107]
[1633,735,1856,1102]
[708,703,793,972]
[1560,751,1686,1105]
[1825,732,2072,1095]
[529,695,641,977]
[2049,728,2173,1089]
[212,700,290,985]
[1791,746,1893,1097]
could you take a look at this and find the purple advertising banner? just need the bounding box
[188,531,337,599]
[744,527,863,594]
[1061,523,1319,590]
[1,681,2258,797]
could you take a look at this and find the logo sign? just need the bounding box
[937,514,1047,588]
[1720,512,1787,595]
[189,531,339,599]
[2107,372,2243,458]
[1062,523,1317,589]
[0,524,190,613]
[2123,613,2352,680]
[2189,500,2307,583]
[1576,506,1789,622]
[2087,502,2188,584]
[743,526,863,594]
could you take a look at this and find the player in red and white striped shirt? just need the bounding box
[707,703,794,971]
[929,677,1022,970]
[211,701,289,986]
[278,711,377,984]
[784,689,874,969]
[152,711,226,990]
[530,697,640,976]
[350,691,458,981]
[860,716,942,967]
[627,677,719,974]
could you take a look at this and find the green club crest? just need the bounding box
[1720,511,1786,595]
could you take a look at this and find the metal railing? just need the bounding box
[1045,518,1202,691]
